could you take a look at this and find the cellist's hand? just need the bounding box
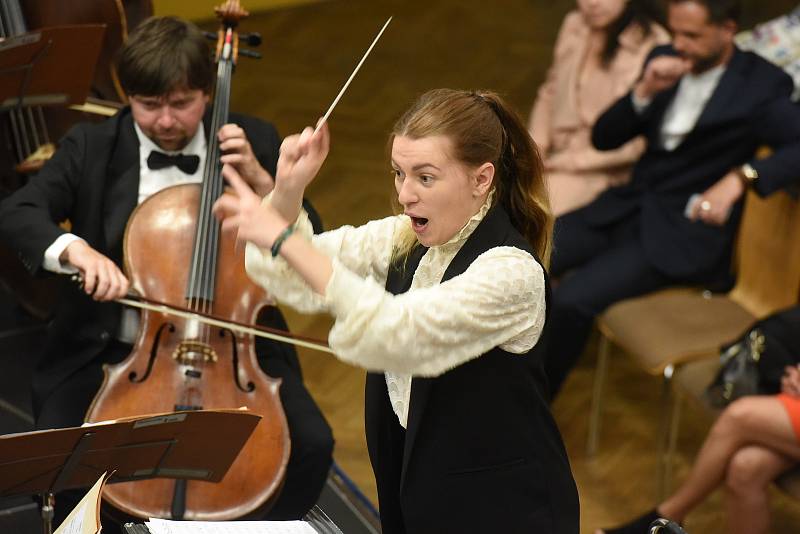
[218,123,275,197]
[62,240,130,301]
[275,121,330,195]
[214,163,289,250]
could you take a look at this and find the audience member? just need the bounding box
[598,305,800,534]
[544,0,800,396]
[528,0,669,215]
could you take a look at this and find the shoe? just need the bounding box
[598,508,661,534]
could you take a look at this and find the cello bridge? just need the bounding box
[173,341,217,364]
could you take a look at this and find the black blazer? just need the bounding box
[365,206,580,534]
[0,107,293,417]
[588,45,800,280]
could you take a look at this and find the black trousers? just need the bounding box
[545,210,673,398]
[38,315,333,531]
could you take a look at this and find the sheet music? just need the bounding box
[53,472,107,534]
[56,503,86,534]
[144,518,317,534]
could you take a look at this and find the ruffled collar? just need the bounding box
[434,190,495,250]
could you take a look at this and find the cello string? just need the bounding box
[203,50,231,306]
[188,53,226,311]
[207,58,232,314]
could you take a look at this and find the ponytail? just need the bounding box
[480,93,552,267]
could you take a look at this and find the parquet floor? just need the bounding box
[220,1,800,531]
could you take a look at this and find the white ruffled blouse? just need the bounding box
[245,195,547,428]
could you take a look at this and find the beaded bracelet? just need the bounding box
[271,224,295,257]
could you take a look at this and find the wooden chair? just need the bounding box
[585,190,800,496]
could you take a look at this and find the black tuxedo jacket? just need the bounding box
[365,206,579,534]
[0,107,294,416]
[588,45,800,280]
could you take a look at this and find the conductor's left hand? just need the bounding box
[213,164,289,250]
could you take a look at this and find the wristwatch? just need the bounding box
[737,163,759,189]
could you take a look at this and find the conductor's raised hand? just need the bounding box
[275,121,330,194]
[214,163,289,250]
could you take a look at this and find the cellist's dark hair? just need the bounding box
[117,16,214,96]
[390,88,553,266]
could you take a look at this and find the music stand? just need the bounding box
[0,409,261,534]
[0,24,105,109]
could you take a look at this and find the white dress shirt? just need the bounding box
[245,194,547,428]
[42,124,207,273]
[632,64,726,151]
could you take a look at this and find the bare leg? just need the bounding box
[596,396,800,534]
[658,396,800,522]
[724,445,794,534]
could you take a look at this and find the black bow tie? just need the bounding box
[147,150,200,174]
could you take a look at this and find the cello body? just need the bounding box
[86,184,290,520]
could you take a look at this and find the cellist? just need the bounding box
[0,15,332,530]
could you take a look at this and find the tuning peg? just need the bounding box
[239,32,262,46]
[238,49,262,59]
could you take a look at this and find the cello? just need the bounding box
[85,0,290,521]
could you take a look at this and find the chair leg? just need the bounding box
[662,388,683,498]
[586,334,611,457]
[657,364,675,499]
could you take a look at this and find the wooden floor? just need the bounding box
[220,1,800,531]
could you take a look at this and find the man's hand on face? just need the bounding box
[634,55,691,100]
[61,241,130,301]
[218,124,275,197]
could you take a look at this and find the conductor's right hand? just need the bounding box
[634,55,690,100]
[62,240,130,301]
[275,121,330,194]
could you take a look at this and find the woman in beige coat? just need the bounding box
[529,0,669,215]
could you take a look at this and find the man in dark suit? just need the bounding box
[545,0,800,396]
[0,16,332,527]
